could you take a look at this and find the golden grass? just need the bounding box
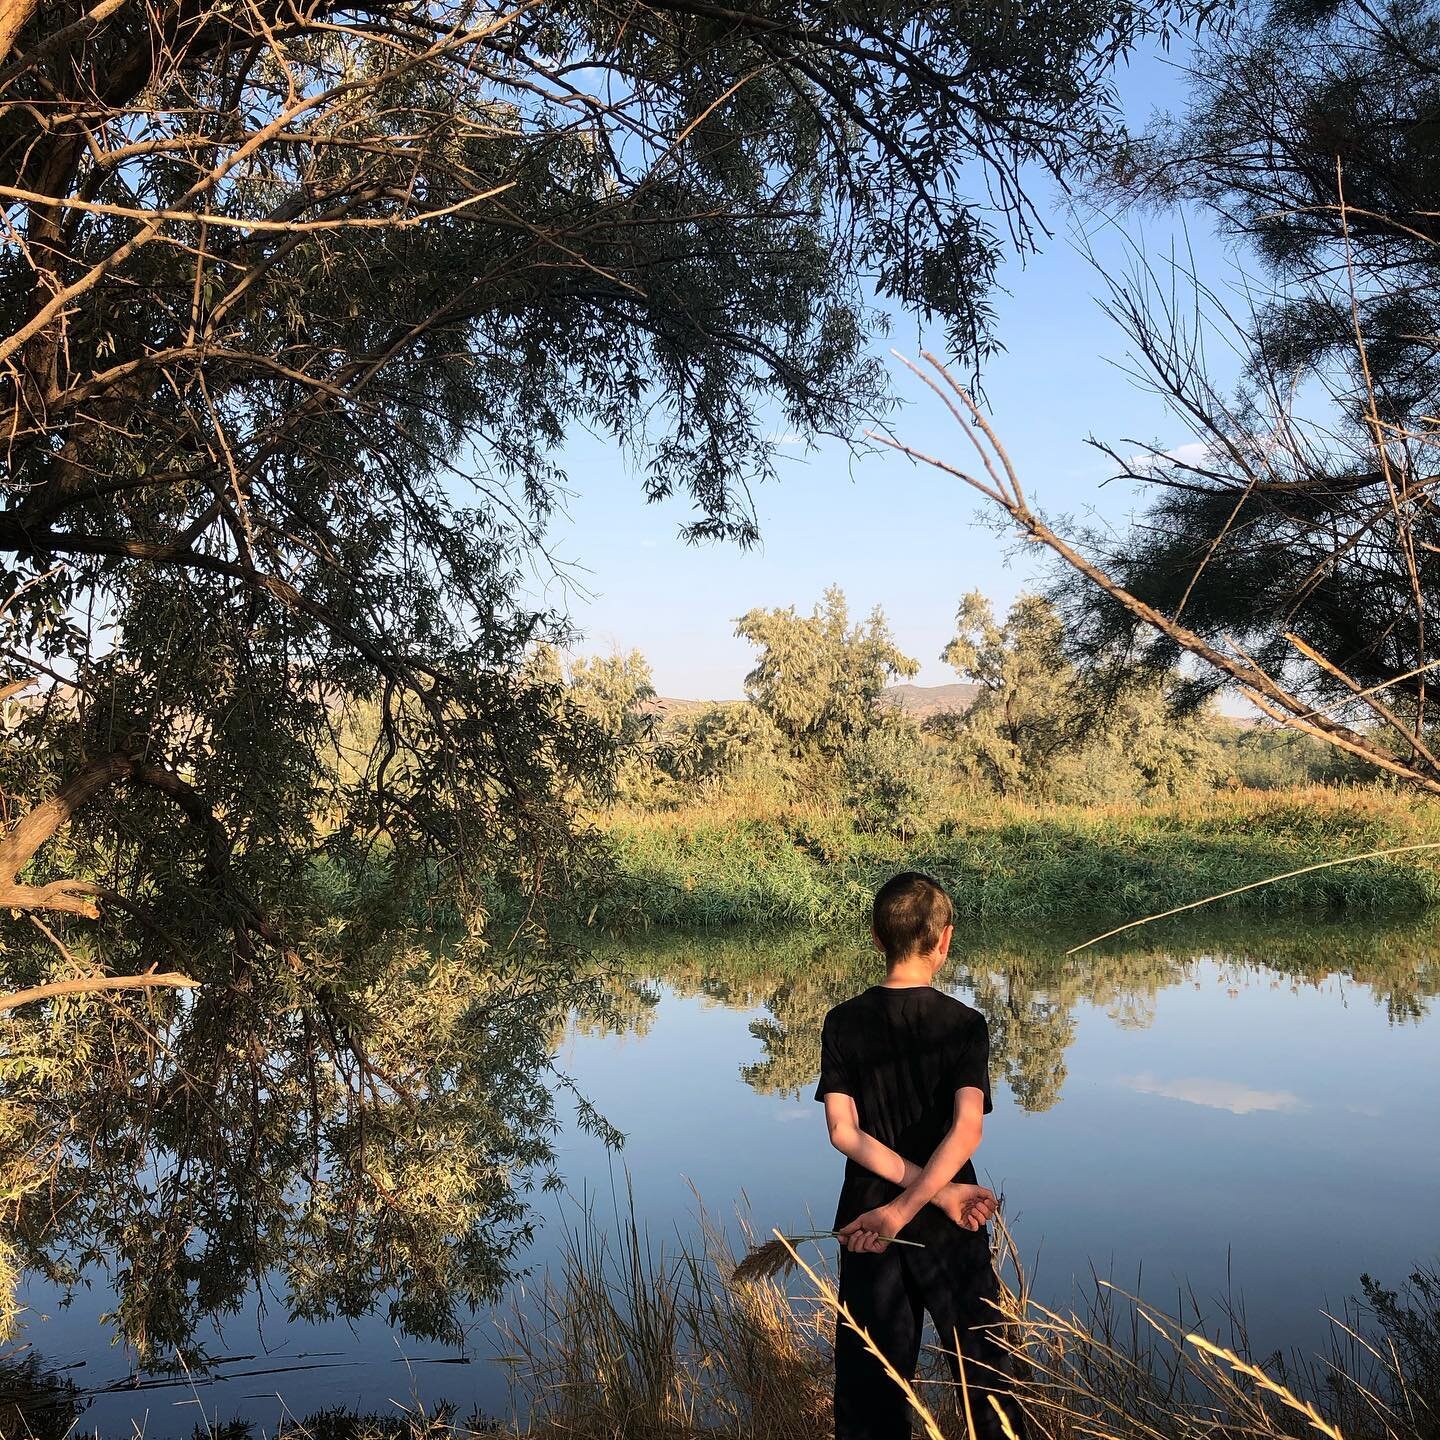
[609,781,1439,838]
[499,1207,1435,1440]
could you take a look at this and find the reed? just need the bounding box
[496,1206,1436,1440]
[731,1232,923,1284]
[497,1206,834,1440]
[594,785,1440,929]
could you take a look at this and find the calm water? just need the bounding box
[11,917,1440,1436]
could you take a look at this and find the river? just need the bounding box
[9,915,1440,1436]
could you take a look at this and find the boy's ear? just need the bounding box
[938,923,954,960]
[871,927,885,955]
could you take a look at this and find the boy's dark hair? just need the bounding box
[871,871,954,960]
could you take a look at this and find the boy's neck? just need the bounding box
[880,953,938,988]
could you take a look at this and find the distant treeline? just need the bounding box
[532,586,1361,834]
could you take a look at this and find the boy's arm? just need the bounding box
[822,1093,993,1225]
[836,1086,988,1250]
[823,1093,918,1186]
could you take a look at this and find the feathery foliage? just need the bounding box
[0,0,1207,1355]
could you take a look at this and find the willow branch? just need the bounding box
[0,970,199,1013]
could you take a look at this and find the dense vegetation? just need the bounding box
[600,786,1440,929]
[559,585,1359,818]
[507,583,1426,927]
[0,0,1211,1358]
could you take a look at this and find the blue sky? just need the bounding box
[518,42,1248,700]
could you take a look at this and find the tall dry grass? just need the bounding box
[499,1208,1436,1440]
[499,1205,832,1440]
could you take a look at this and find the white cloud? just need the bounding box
[1120,1071,1303,1116]
[766,432,805,447]
[1127,441,1213,475]
[774,1105,813,1124]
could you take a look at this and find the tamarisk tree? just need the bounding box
[1,0,1195,1351]
[1027,0,1440,788]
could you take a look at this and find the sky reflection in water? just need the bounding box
[13,917,1440,1437]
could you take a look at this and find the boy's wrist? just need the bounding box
[890,1191,924,1227]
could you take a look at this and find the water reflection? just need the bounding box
[1119,1072,1304,1114]
[600,913,1440,1111]
[8,912,1440,1437]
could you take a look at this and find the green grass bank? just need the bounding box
[595,785,1440,928]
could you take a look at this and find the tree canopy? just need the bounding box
[0,0,1203,1353]
[1022,0,1440,788]
[941,591,1082,796]
[736,586,918,761]
[938,591,1221,800]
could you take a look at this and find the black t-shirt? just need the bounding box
[814,984,993,1245]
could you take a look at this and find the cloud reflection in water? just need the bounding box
[1120,1072,1304,1115]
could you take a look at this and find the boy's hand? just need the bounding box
[836,1202,909,1253]
[935,1183,998,1231]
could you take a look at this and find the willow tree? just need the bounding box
[1,0,1198,1353]
[939,591,1221,800]
[736,586,918,766]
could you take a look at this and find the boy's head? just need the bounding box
[871,871,954,969]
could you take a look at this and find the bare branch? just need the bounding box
[0,969,199,1013]
[890,352,1440,796]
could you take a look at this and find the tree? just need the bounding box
[1123,0,1440,433]
[1051,679,1222,802]
[882,349,1440,795]
[987,0,1440,789]
[567,650,656,798]
[842,717,941,835]
[736,586,918,764]
[940,591,1082,796]
[658,700,791,800]
[939,590,1221,800]
[568,652,655,742]
[0,0,1200,1352]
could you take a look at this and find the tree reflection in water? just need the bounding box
[3,914,1436,1381]
[599,915,1440,1112]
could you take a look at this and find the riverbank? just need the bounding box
[14,1215,1427,1440]
[596,785,1440,928]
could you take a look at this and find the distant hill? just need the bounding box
[648,682,980,721]
[879,682,981,719]
[644,695,717,722]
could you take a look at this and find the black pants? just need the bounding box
[835,1236,1023,1440]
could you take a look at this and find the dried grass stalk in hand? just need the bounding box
[733,1231,923,1284]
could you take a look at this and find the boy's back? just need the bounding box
[816,871,1021,1440]
[817,985,992,1249]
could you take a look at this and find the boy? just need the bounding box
[816,871,1019,1440]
